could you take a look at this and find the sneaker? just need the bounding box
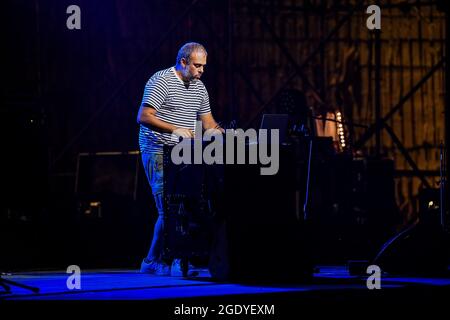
[140,258,170,276]
[171,259,199,277]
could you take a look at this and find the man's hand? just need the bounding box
[205,128,224,136]
[214,126,226,134]
[172,127,194,138]
[199,113,224,133]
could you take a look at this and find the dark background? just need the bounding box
[1,0,448,271]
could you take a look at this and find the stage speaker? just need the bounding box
[71,151,149,268]
[208,147,313,283]
[373,220,449,276]
[208,217,313,283]
[75,151,141,201]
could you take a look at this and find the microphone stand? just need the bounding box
[303,127,313,221]
[292,108,317,221]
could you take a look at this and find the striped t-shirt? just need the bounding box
[139,67,211,154]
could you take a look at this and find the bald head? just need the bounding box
[176,42,207,66]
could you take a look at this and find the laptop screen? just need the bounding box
[259,114,289,144]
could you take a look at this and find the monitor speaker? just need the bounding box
[208,158,313,283]
[373,220,449,276]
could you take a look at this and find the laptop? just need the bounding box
[259,113,289,144]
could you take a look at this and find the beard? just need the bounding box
[189,74,200,83]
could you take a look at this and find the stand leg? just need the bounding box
[0,280,11,294]
[0,276,40,294]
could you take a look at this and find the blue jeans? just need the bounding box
[141,153,165,261]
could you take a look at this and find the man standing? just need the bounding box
[137,42,222,276]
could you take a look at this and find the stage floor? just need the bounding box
[2,265,450,316]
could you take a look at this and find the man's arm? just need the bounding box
[137,103,193,138]
[199,113,224,133]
